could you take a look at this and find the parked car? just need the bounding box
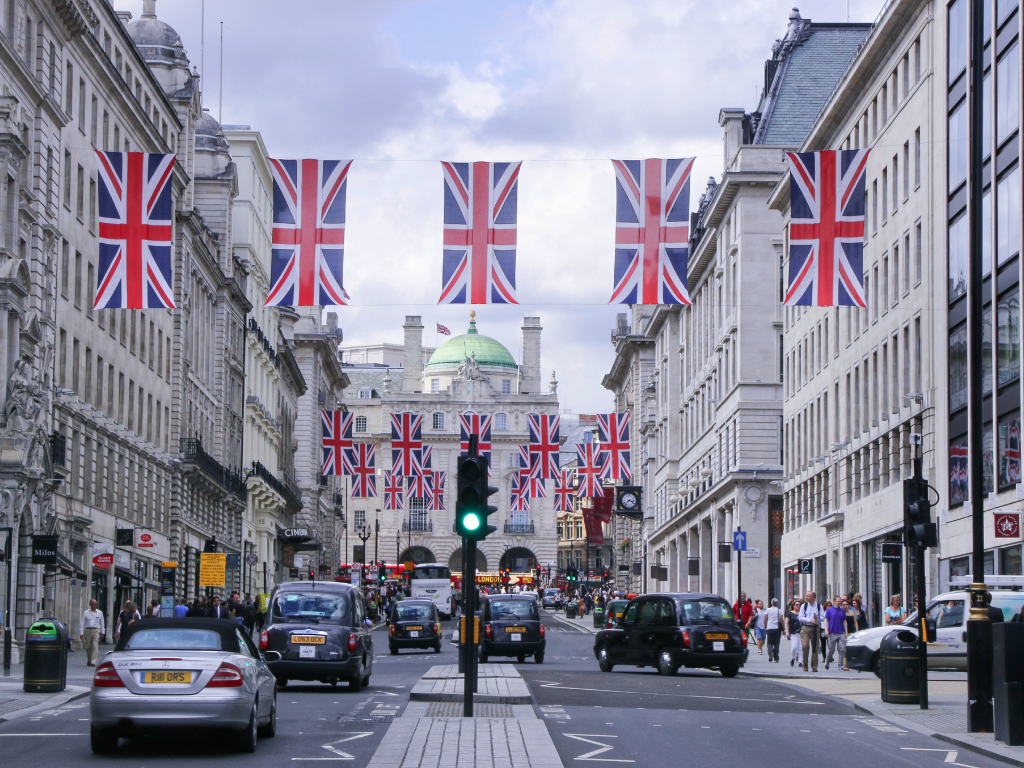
[541,589,564,609]
[260,582,375,690]
[89,618,278,755]
[593,593,748,677]
[389,599,442,654]
[845,588,1024,676]
[478,593,546,663]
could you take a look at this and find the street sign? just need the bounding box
[225,553,241,570]
[115,528,134,547]
[798,558,813,574]
[882,542,903,562]
[159,564,176,617]
[199,552,227,587]
[995,513,1020,538]
[733,531,747,551]
[245,553,259,566]
[742,548,761,558]
[31,535,58,566]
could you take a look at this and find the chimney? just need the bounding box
[402,316,424,393]
[520,317,542,394]
[719,108,746,168]
[142,0,157,18]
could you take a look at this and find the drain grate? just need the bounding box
[0,699,37,717]
[424,702,513,718]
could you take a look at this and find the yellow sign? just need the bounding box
[259,593,271,612]
[161,561,178,568]
[199,553,226,587]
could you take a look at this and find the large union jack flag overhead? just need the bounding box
[460,413,492,468]
[528,414,560,480]
[597,413,631,481]
[383,466,404,511]
[439,162,520,304]
[576,442,605,498]
[553,469,576,513]
[321,410,353,476]
[266,159,351,307]
[95,151,176,309]
[785,149,870,307]
[349,443,376,498]
[391,413,423,476]
[610,157,694,305]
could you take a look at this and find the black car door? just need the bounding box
[630,600,660,663]
[607,602,638,661]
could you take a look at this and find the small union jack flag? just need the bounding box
[391,413,423,476]
[321,410,354,476]
[413,445,433,475]
[510,472,531,512]
[428,471,447,512]
[553,469,576,512]
[348,443,376,498]
[528,414,560,480]
[437,323,451,336]
[576,443,605,498]
[383,466,404,511]
[267,159,351,307]
[95,151,176,309]
[785,149,870,306]
[517,448,546,498]
[597,413,631,481]
[439,162,520,304]
[460,413,492,469]
[610,157,694,305]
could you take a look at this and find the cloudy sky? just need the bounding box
[117,0,883,413]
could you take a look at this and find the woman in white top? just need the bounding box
[764,598,783,662]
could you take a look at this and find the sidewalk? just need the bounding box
[0,642,97,723]
[740,639,968,681]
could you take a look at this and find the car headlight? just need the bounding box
[848,632,863,642]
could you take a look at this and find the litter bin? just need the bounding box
[566,602,578,619]
[994,622,1024,745]
[880,629,920,704]
[593,607,606,628]
[23,618,69,693]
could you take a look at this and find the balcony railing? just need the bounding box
[49,432,66,468]
[333,492,345,507]
[402,520,433,533]
[180,437,247,501]
[250,460,302,510]
[504,522,535,534]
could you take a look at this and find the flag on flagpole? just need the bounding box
[437,323,451,336]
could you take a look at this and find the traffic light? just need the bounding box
[456,455,498,539]
[903,477,937,548]
[378,562,387,582]
[308,568,315,581]
[566,567,577,582]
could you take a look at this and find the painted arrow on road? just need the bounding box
[564,734,635,762]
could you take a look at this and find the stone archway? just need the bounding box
[399,546,436,566]
[499,547,537,573]
[448,549,488,572]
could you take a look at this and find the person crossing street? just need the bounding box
[824,598,849,670]
[798,591,825,672]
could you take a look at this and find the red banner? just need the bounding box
[995,513,1020,538]
[583,507,605,545]
[593,492,613,524]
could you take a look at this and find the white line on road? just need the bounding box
[537,681,824,705]
[0,734,86,736]
[564,734,635,763]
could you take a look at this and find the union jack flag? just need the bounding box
[528,414,560,480]
[439,162,520,304]
[390,413,422,476]
[94,151,176,309]
[553,469,576,512]
[597,413,631,481]
[1006,420,1021,485]
[266,159,351,307]
[437,323,451,336]
[460,413,492,468]
[321,410,353,476]
[407,471,432,499]
[517,448,546,498]
[428,471,447,512]
[785,149,870,307]
[610,157,694,305]
[349,443,376,498]
[510,472,531,512]
[576,442,605,498]
[950,444,968,505]
[383,466,404,511]
[413,445,433,475]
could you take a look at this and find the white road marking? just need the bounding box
[537,681,823,705]
[0,734,86,737]
[564,734,635,763]
[292,732,374,761]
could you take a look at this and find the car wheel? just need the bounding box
[719,664,739,678]
[330,679,338,687]
[350,666,363,693]
[535,651,544,664]
[658,650,677,677]
[871,653,882,679]
[517,655,526,663]
[390,646,398,655]
[597,646,614,673]
[434,642,442,654]
[276,677,288,687]
[234,702,258,753]
[479,650,488,664]
[258,693,277,738]
[90,727,119,755]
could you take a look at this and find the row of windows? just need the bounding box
[843,35,922,150]
[429,378,512,394]
[950,411,1021,502]
[557,521,585,540]
[869,130,922,233]
[949,286,1020,411]
[350,411,511,433]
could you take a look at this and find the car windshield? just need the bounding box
[125,629,222,651]
[396,605,433,621]
[411,567,450,580]
[489,599,538,620]
[273,592,349,623]
[681,600,734,624]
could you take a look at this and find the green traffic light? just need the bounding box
[462,511,482,531]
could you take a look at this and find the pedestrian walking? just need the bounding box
[732,592,752,631]
[798,591,825,672]
[753,600,767,655]
[884,594,906,625]
[174,599,188,618]
[820,601,830,658]
[79,599,105,666]
[785,599,802,666]
[824,598,848,670]
[114,600,140,642]
[850,596,869,629]
[764,598,783,662]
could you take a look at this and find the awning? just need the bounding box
[55,552,87,579]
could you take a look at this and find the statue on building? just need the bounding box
[549,370,558,394]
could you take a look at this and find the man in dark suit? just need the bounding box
[210,596,232,620]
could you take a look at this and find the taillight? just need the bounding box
[485,623,492,638]
[682,630,690,648]
[741,631,748,647]
[206,662,244,688]
[348,633,357,653]
[259,631,269,651]
[434,623,441,635]
[93,661,124,687]
[390,624,396,636]
[539,624,545,638]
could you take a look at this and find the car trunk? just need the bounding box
[112,651,230,696]
[690,624,743,653]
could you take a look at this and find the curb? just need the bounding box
[543,611,597,634]
[0,687,90,725]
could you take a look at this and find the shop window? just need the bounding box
[998,412,1022,489]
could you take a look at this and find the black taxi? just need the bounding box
[389,599,442,654]
[260,582,376,690]
[593,593,747,677]
[478,593,545,664]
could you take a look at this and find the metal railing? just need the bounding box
[180,437,247,500]
[249,460,302,509]
[504,522,535,534]
[402,520,433,533]
[49,432,66,468]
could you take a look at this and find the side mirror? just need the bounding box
[263,651,282,662]
[923,617,937,643]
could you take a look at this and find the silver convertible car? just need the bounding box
[89,618,279,754]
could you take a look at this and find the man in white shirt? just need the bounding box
[798,590,825,672]
[79,599,106,666]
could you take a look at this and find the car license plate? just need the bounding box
[510,633,522,642]
[706,633,729,640]
[142,671,191,684]
[713,641,725,652]
[291,635,326,644]
[407,625,424,631]
[299,646,316,659]
[409,631,419,638]
[506,627,527,633]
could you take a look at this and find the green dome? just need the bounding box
[425,315,518,371]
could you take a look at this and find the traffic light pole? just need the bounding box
[913,456,929,711]
[463,536,477,718]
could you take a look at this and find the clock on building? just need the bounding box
[615,486,642,518]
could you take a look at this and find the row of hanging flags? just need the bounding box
[321,410,632,513]
[92,148,870,310]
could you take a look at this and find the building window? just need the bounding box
[410,496,429,529]
[984,307,994,394]
[495,413,507,430]
[948,0,967,84]
[355,416,367,433]
[949,103,968,193]
[557,522,563,539]
[431,378,440,393]
[997,288,1021,386]
[997,43,1020,145]
[997,167,1021,265]
[432,412,444,430]
[354,510,366,529]
[358,387,371,399]
[949,326,968,412]
[999,413,1022,489]
[502,379,511,394]
[949,214,968,302]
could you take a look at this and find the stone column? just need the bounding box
[520,317,542,394]
[401,316,423,393]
